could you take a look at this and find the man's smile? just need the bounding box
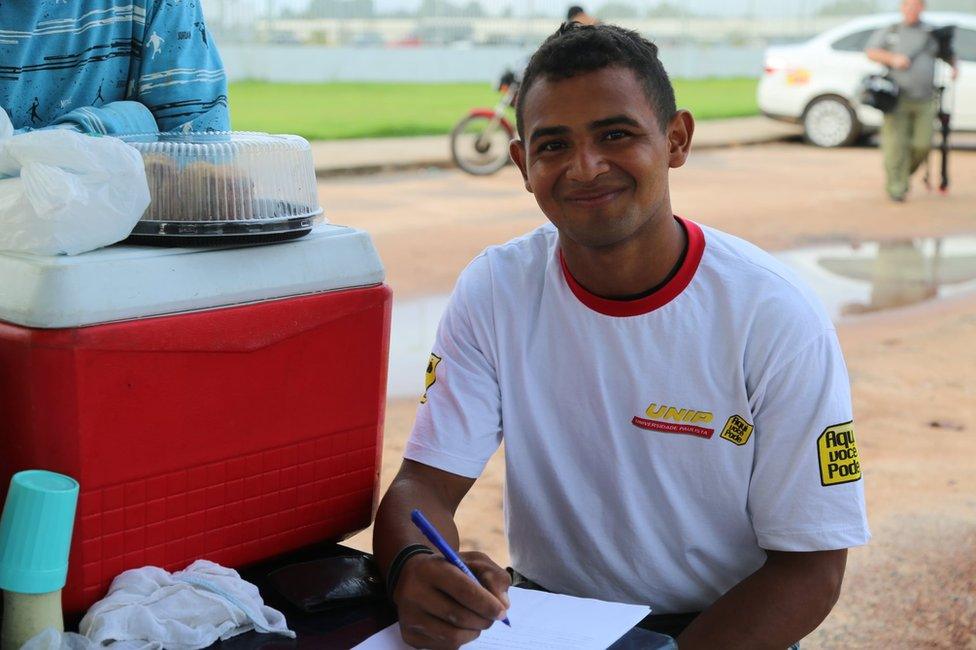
[562,185,629,208]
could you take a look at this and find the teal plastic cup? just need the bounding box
[0,470,79,594]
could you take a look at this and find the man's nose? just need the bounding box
[566,143,609,182]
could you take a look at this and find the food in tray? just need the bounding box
[142,153,181,219]
[183,161,257,221]
[142,156,256,222]
[123,132,322,241]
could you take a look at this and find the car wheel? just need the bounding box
[803,96,860,148]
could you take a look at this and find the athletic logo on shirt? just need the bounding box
[632,403,714,439]
[817,421,861,486]
[420,353,442,404]
[720,415,754,446]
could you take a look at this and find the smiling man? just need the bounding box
[374,23,870,650]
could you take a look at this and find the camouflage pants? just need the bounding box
[881,97,937,199]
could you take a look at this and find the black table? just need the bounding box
[215,542,395,649]
[0,541,670,649]
[218,542,674,649]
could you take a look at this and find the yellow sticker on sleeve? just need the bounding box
[420,353,442,404]
[817,421,861,486]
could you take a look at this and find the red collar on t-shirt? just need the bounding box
[558,216,705,317]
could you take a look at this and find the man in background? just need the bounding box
[0,1,229,135]
[865,0,957,201]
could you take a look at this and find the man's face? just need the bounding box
[511,66,689,250]
[902,0,924,23]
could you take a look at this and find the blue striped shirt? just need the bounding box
[0,1,230,133]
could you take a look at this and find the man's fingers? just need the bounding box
[462,552,512,608]
[395,553,504,646]
[423,587,497,631]
[437,563,508,622]
[400,614,481,650]
[393,551,510,649]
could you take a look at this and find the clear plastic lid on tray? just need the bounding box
[122,132,324,243]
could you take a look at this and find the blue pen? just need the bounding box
[410,508,511,627]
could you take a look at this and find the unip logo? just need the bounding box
[632,402,715,438]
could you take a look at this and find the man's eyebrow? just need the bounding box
[529,115,642,140]
[590,115,641,129]
[529,125,570,140]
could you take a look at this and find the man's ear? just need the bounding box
[510,139,532,192]
[666,110,695,169]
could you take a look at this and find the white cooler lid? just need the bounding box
[0,224,385,328]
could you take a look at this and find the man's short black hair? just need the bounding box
[566,5,586,20]
[516,23,677,139]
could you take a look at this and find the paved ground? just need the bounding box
[329,141,976,648]
[318,141,976,297]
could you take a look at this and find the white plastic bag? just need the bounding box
[0,114,149,256]
[0,106,11,141]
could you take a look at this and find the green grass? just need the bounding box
[228,78,758,141]
[673,78,760,121]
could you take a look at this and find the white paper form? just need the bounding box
[351,586,650,649]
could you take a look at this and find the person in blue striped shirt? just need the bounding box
[0,1,230,135]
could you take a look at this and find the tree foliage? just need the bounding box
[646,1,697,18]
[304,0,375,19]
[816,0,879,16]
[596,2,640,19]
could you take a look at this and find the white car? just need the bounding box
[758,12,976,147]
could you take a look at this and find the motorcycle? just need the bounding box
[450,69,519,176]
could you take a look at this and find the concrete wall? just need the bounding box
[214,15,850,47]
[221,44,766,83]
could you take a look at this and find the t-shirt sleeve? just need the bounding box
[747,329,871,552]
[404,257,503,479]
[135,1,230,132]
[865,26,891,51]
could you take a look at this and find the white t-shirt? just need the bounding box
[405,217,870,614]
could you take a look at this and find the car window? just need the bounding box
[955,28,976,63]
[832,29,876,52]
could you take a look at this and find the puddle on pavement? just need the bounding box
[388,294,450,399]
[387,234,976,397]
[775,234,976,321]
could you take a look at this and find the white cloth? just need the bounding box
[405,218,870,613]
[75,560,295,649]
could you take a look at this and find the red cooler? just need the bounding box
[0,225,391,614]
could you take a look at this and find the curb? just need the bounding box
[315,159,454,178]
[313,137,805,177]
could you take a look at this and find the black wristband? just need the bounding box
[386,543,435,600]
